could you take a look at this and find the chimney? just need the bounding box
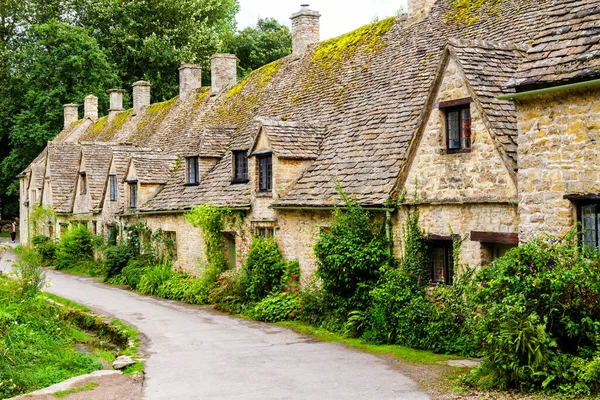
[108,89,125,119]
[179,63,202,98]
[210,54,237,94]
[291,5,321,56]
[63,104,79,129]
[408,0,437,19]
[84,94,98,121]
[132,80,151,114]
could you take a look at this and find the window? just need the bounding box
[580,203,600,250]
[257,227,275,238]
[430,241,454,285]
[258,154,272,192]
[129,182,138,209]
[186,156,199,185]
[233,151,249,183]
[109,174,118,201]
[80,172,87,195]
[445,104,471,152]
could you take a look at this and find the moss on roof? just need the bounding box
[130,97,178,144]
[88,116,108,137]
[446,0,503,26]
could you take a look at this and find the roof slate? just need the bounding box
[252,120,326,160]
[46,142,81,213]
[130,155,178,185]
[508,0,600,88]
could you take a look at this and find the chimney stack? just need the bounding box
[210,54,237,94]
[408,0,437,20]
[63,104,79,129]
[108,89,125,120]
[179,63,202,98]
[84,94,98,121]
[132,80,151,114]
[291,5,321,56]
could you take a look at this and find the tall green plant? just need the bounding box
[185,204,232,274]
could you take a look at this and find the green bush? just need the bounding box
[12,246,46,298]
[467,231,600,394]
[155,271,208,305]
[248,292,301,322]
[101,245,132,280]
[54,226,96,271]
[121,259,150,290]
[31,235,56,266]
[243,237,286,301]
[313,192,393,317]
[137,264,174,296]
[210,268,248,314]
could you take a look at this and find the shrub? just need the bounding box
[155,270,208,305]
[12,247,46,298]
[210,268,248,314]
[121,259,149,290]
[31,235,56,266]
[137,264,175,296]
[243,237,286,301]
[313,191,393,316]
[468,231,600,394]
[101,245,132,280]
[248,292,301,322]
[54,225,97,270]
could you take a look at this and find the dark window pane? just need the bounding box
[187,157,199,184]
[461,107,471,149]
[110,175,118,201]
[447,110,460,149]
[130,183,137,208]
[431,247,445,283]
[234,151,248,181]
[258,155,272,191]
[582,204,597,250]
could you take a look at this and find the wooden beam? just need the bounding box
[564,193,600,201]
[470,231,519,245]
[437,97,473,109]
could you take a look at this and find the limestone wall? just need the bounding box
[404,58,517,204]
[517,86,600,240]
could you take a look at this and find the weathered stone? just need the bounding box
[113,355,135,370]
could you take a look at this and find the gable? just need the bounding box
[402,57,517,204]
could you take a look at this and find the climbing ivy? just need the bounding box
[29,206,55,237]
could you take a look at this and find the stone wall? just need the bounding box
[517,86,600,240]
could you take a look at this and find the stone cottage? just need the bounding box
[19,0,600,283]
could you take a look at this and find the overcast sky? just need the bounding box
[236,0,409,40]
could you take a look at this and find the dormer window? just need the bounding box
[109,174,118,201]
[129,180,138,209]
[233,150,249,183]
[258,154,272,192]
[440,98,472,153]
[80,172,87,195]
[186,156,199,185]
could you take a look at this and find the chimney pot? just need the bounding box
[291,6,321,56]
[132,80,151,113]
[408,0,437,19]
[63,104,79,129]
[210,54,237,94]
[179,63,202,98]
[107,89,125,120]
[84,94,98,121]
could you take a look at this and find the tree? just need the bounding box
[0,21,119,209]
[80,0,239,101]
[222,18,292,78]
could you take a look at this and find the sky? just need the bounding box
[236,0,409,40]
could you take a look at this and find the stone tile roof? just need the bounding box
[110,147,157,210]
[80,143,115,210]
[508,0,600,88]
[130,154,178,185]
[41,0,559,211]
[46,142,81,213]
[449,40,527,173]
[196,125,236,158]
[251,120,326,160]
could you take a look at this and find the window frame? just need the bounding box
[257,154,273,192]
[185,156,200,186]
[129,181,138,209]
[439,98,472,154]
[109,174,118,201]
[429,239,454,285]
[577,201,600,250]
[79,172,87,195]
[232,150,249,183]
[256,227,275,238]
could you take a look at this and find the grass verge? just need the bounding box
[53,381,99,398]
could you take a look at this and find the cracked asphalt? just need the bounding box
[1,242,429,400]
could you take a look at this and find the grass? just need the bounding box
[278,321,458,365]
[53,381,99,398]
[44,292,91,312]
[0,232,16,237]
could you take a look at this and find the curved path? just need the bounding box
[2,246,428,399]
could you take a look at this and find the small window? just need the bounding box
[109,174,118,201]
[430,241,454,285]
[446,104,471,152]
[80,172,87,195]
[258,154,272,192]
[129,182,138,209]
[580,203,600,250]
[257,227,275,238]
[186,156,199,185]
[233,151,249,183]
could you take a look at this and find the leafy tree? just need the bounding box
[0,21,119,201]
[222,18,292,78]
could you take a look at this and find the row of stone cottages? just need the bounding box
[19,0,600,283]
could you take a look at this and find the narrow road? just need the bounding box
[2,245,429,400]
